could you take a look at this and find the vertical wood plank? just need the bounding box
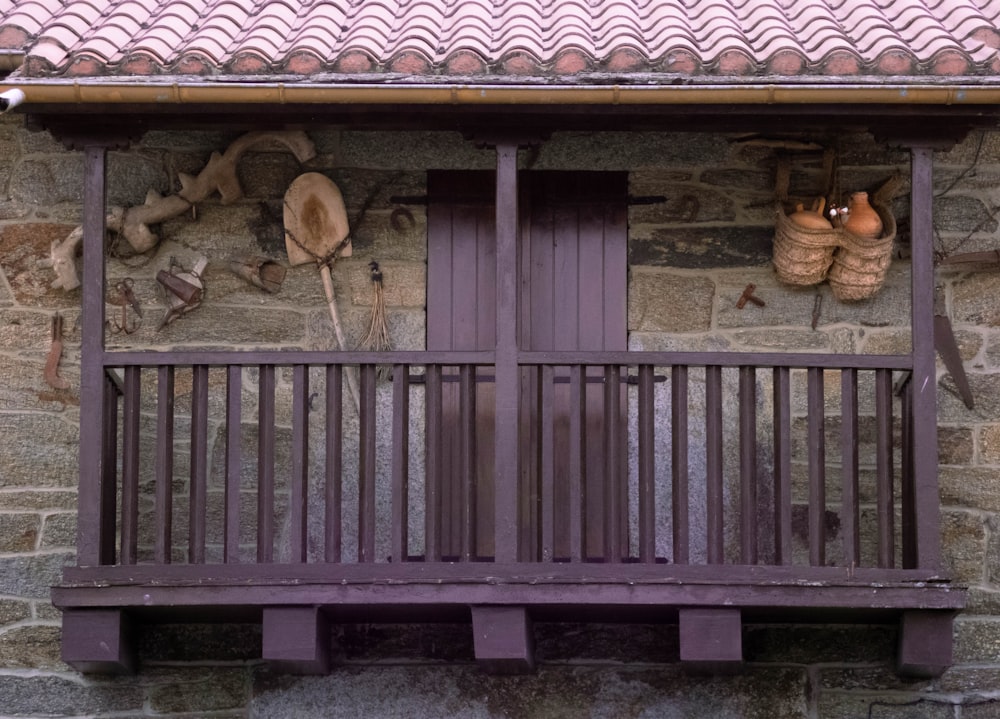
[460,364,478,561]
[494,141,520,564]
[155,366,175,565]
[257,364,276,563]
[325,365,343,563]
[391,364,409,563]
[539,365,555,562]
[876,367,895,568]
[79,145,110,567]
[100,375,119,566]
[638,364,655,564]
[603,364,623,562]
[841,369,861,567]
[189,365,209,564]
[909,145,941,570]
[672,365,690,565]
[706,365,724,564]
[901,379,917,569]
[119,366,141,566]
[359,364,377,562]
[289,365,309,563]
[224,366,240,564]
[807,367,826,567]
[738,366,757,565]
[568,364,586,562]
[425,364,443,562]
[773,367,793,565]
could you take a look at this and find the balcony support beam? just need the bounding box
[679,608,743,672]
[897,610,954,678]
[471,606,535,674]
[61,609,135,674]
[262,606,331,675]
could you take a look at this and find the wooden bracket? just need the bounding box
[678,608,743,673]
[262,606,331,675]
[898,610,954,678]
[471,606,535,674]
[61,608,136,674]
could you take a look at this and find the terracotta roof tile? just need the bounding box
[2,0,999,80]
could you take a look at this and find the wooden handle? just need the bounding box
[319,264,360,411]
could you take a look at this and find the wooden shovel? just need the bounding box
[283,172,359,408]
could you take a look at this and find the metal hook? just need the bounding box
[110,278,142,334]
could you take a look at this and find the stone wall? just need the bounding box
[1,114,999,717]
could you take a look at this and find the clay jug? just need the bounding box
[788,197,833,230]
[843,192,883,239]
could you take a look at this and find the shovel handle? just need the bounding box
[320,264,361,411]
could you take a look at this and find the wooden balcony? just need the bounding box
[53,349,963,676]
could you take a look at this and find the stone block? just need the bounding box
[0,674,144,716]
[0,413,79,489]
[859,329,912,355]
[0,355,80,411]
[816,693,953,719]
[935,426,974,465]
[147,667,248,713]
[9,157,84,205]
[933,195,997,234]
[338,131,492,170]
[0,512,40,552]
[631,225,773,268]
[0,553,72,600]
[0,624,64,669]
[237,151,305,200]
[40,512,76,549]
[716,272,823,329]
[0,490,78,511]
[989,514,1000,586]
[0,222,82,307]
[348,260,425,307]
[939,374,1000,422]
[0,598,31,625]
[628,183,736,225]
[536,131,730,169]
[701,168,774,192]
[628,271,714,333]
[954,273,1000,327]
[106,150,171,206]
[251,665,807,719]
[940,510,987,585]
[954,617,1000,662]
[939,467,1000,512]
[731,328,830,351]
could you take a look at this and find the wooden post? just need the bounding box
[908,145,941,570]
[679,608,743,673]
[262,606,331,675]
[471,606,535,674]
[78,145,111,568]
[494,141,520,564]
[61,609,135,674]
[898,610,954,678]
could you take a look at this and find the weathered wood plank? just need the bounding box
[391,365,409,563]
[257,364,276,563]
[119,366,141,566]
[155,366,175,565]
[773,366,792,565]
[739,366,757,565]
[807,367,825,567]
[706,366,724,564]
[876,367,895,568]
[672,365,690,565]
[638,364,655,564]
[841,369,860,567]
[359,364,377,563]
[289,365,309,563]
[325,365,343,563]
[189,365,209,565]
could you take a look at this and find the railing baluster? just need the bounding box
[460,364,478,562]
[289,364,309,563]
[540,365,555,562]
[841,368,860,567]
[807,367,826,567]
[568,364,585,562]
[672,365,689,565]
[638,364,655,564]
[325,365,343,563]
[189,365,209,564]
[706,365,724,564]
[100,374,120,566]
[359,364,377,563]
[224,366,240,564]
[425,364,442,562]
[900,377,916,569]
[257,364,275,563]
[876,368,894,568]
[120,366,141,566]
[604,364,622,562]
[391,364,409,563]
[739,365,757,565]
[773,367,792,565]
[156,366,175,565]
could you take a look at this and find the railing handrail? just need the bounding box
[101,348,913,371]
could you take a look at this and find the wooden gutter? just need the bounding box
[3,80,1000,107]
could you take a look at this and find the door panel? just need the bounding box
[428,170,627,561]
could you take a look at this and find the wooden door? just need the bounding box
[427,171,627,561]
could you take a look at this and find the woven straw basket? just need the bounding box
[772,175,899,302]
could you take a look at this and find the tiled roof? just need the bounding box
[1,0,999,81]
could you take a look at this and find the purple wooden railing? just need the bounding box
[92,349,926,573]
